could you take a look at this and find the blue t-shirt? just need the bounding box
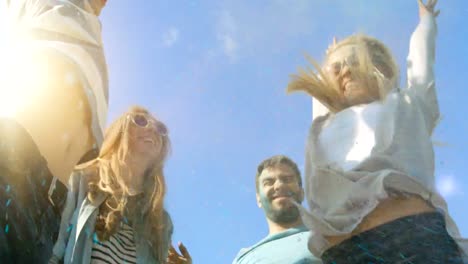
[233,226,321,264]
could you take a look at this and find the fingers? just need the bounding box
[178,242,191,259]
[426,0,437,10]
[417,0,435,9]
[170,244,176,251]
[167,242,191,264]
[168,245,179,260]
[417,0,440,17]
[427,0,438,10]
[168,244,188,260]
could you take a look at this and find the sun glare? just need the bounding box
[0,6,48,119]
[436,174,457,198]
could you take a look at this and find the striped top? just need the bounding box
[91,223,137,264]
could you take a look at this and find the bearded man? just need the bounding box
[232,155,321,264]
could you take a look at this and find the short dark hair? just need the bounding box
[255,155,302,192]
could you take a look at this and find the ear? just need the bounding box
[256,193,262,208]
[298,188,305,204]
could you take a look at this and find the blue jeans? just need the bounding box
[322,211,466,264]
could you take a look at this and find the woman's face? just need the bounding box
[324,44,381,107]
[127,112,167,165]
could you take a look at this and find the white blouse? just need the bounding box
[302,14,467,256]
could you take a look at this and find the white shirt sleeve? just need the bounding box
[406,14,439,133]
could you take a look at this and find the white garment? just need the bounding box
[302,14,468,257]
[6,0,109,145]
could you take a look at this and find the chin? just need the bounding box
[345,94,372,106]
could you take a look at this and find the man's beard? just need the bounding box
[265,203,300,224]
[260,194,301,224]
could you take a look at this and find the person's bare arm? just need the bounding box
[3,0,109,186]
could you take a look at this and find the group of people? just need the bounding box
[236,0,467,263]
[0,0,466,263]
[0,0,190,263]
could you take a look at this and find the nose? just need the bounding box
[340,63,351,77]
[273,178,287,191]
[138,124,158,139]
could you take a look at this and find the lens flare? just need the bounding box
[0,11,50,118]
[436,174,457,198]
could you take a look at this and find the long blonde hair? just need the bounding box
[77,105,170,262]
[287,34,399,113]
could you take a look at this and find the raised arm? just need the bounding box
[6,0,106,18]
[3,0,109,184]
[406,0,440,131]
[4,0,109,141]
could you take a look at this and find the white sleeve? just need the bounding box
[312,98,329,121]
[406,14,439,133]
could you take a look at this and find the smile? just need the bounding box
[272,194,293,200]
[141,138,155,144]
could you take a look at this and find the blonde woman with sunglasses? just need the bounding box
[50,106,191,264]
[288,0,467,262]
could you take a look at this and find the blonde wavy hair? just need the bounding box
[76,105,170,262]
[287,34,399,113]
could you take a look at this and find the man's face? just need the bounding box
[256,164,304,224]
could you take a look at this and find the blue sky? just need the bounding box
[99,1,468,262]
[1,0,468,263]
[101,0,468,263]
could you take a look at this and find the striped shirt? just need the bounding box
[91,223,137,264]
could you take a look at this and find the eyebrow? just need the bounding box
[262,173,294,180]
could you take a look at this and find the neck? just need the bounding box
[266,217,304,235]
[122,156,148,195]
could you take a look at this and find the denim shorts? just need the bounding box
[322,211,466,264]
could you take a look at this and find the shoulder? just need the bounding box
[232,247,249,264]
[163,209,173,226]
[232,233,276,263]
[161,209,174,238]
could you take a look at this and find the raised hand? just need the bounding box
[167,242,192,264]
[417,0,440,18]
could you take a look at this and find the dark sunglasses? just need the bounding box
[127,113,168,136]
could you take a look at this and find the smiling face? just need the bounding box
[256,163,304,224]
[126,112,167,169]
[324,44,381,107]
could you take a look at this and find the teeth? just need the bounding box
[274,194,292,199]
[276,192,294,198]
